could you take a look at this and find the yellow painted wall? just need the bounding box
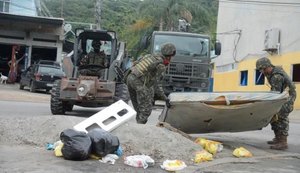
[213,52,300,109]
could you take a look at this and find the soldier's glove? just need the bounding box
[166,98,171,108]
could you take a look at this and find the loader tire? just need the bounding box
[50,80,66,115]
[115,83,130,103]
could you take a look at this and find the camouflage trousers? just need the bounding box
[271,105,290,136]
[126,73,154,124]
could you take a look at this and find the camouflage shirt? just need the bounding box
[266,66,297,112]
[80,51,107,67]
[128,54,167,100]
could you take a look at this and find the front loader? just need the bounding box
[50,29,130,115]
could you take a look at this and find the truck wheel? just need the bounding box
[50,80,66,115]
[115,83,130,103]
[30,82,36,92]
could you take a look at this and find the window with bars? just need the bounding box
[0,0,10,13]
[255,69,265,85]
[240,70,248,86]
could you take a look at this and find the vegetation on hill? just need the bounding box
[44,0,218,57]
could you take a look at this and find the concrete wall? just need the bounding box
[215,0,300,66]
[214,0,300,109]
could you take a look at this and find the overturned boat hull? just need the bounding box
[159,92,288,134]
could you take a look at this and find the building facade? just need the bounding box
[0,0,63,82]
[214,0,300,109]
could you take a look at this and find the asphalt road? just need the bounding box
[0,84,300,172]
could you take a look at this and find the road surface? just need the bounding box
[0,84,299,172]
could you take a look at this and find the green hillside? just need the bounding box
[44,0,218,57]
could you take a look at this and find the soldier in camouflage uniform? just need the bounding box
[256,57,297,150]
[124,43,176,124]
[79,40,108,77]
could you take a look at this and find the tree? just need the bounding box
[43,0,218,56]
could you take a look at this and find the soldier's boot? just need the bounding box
[137,119,147,124]
[270,135,288,150]
[267,131,280,145]
[136,116,148,124]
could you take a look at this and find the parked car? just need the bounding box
[35,60,61,67]
[19,61,65,93]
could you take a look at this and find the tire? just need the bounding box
[29,81,36,93]
[50,80,66,115]
[115,83,130,103]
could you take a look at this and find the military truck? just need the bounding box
[145,31,221,95]
[50,29,130,115]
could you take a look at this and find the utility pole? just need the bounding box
[61,0,64,18]
[95,0,102,29]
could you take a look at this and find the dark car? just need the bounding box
[19,61,65,93]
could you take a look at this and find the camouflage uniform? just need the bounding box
[266,66,296,136]
[125,54,168,124]
[79,51,108,77]
[124,43,176,124]
[256,57,297,150]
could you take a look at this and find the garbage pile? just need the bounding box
[46,124,253,172]
[0,99,253,172]
[47,124,193,171]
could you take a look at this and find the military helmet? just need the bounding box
[161,43,176,57]
[256,57,272,70]
[92,40,101,47]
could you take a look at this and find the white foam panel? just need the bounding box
[74,100,136,133]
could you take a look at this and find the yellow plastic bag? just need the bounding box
[233,147,253,158]
[195,138,223,155]
[194,137,207,147]
[90,154,101,160]
[54,143,64,157]
[204,141,222,155]
[193,150,213,163]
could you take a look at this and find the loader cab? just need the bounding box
[73,29,118,78]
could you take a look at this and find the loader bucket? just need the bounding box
[159,91,288,134]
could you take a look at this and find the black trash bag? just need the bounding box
[87,128,120,157]
[60,129,92,161]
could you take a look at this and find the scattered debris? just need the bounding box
[233,147,253,158]
[60,129,92,161]
[73,100,136,133]
[160,159,187,171]
[195,137,223,155]
[124,155,155,169]
[99,154,119,165]
[87,128,120,157]
[193,150,214,163]
[0,116,203,164]
[54,141,64,157]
